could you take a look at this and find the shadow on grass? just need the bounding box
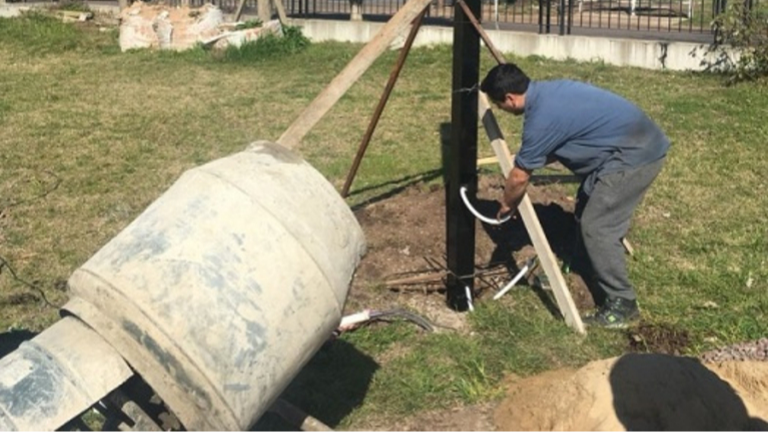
[348,169,444,211]
[252,339,379,430]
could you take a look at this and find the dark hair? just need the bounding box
[480,63,531,103]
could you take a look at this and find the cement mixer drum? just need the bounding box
[61,140,366,430]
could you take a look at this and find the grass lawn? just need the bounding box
[0,12,766,429]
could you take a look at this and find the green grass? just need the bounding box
[1,13,767,429]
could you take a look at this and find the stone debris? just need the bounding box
[118,1,282,52]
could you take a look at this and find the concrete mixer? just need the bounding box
[0,141,365,430]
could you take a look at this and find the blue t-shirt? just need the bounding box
[516,80,670,193]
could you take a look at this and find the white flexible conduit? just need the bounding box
[459,186,511,226]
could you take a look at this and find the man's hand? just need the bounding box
[499,165,532,220]
[497,201,514,221]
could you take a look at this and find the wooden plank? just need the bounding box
[622,237,635,256]
[478,92,586,334]
[273,0,289,23]
[234,0,247,22]
[277,0,432,149]
[341,9,427,198]
[477,156,498,165]
[257,0,271,23]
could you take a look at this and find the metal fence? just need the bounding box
[121,0,758,41]
[277,0,735,37]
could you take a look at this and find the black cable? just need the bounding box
[369,308,435,332]
[0,170,62,309]
[0,170,61,211]
[0,254,57,308]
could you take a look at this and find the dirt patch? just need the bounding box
[494,354,768,431]
[626,321,691,355]
[346,174,591,327]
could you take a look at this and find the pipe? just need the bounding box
[459,185,511,225]
[493,261,531,300]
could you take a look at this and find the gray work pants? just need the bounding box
[574,157,665,303]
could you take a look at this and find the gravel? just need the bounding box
[699,338,768,363]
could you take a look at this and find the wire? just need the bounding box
[368,308,435,332]
[0,170,61,211]
[459,186,511,225]
[0,255,57,308]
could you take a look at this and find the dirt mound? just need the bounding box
[494,353,768,431]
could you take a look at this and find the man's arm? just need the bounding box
[498,165,532,219]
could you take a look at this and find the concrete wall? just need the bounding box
[0,5,24,17]
[289,18,722,71]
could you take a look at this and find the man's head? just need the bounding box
[480,63,530,116]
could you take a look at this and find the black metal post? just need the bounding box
[558,0,566,34]
[546,0,552,33]
[447,0,480,312]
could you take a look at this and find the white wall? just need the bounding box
[289,18,723,71]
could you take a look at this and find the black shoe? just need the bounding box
[582,297,639,329]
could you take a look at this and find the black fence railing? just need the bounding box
[115,0,758,41]
[275,0,759,40]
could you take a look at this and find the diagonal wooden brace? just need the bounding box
[478,92,586,334]
[277,0,433,149]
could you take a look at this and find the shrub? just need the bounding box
[701,0,768,84]
[222,25,310,62]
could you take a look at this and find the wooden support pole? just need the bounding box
[446,0,481,311]
[273,0,289,23]
[341,9,427,198]
[234,0,248,22]
[478,92,585,333]
[457,0,506,65]
[258,0,271,23]
[277,0,433,149]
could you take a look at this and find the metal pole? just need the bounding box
[447,0,480,312]
[341,10,428,198]
[546,0,552,32]
[539,0,544,32]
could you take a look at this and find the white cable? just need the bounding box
[459,186,511,226]
[465,285,474,312]
[339,309,371,331]
[493,264,530,300]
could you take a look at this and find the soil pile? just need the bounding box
[495,353,768,431]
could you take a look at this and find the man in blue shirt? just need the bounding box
[480,63,669,328]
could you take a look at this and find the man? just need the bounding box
[480,63,669,328]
